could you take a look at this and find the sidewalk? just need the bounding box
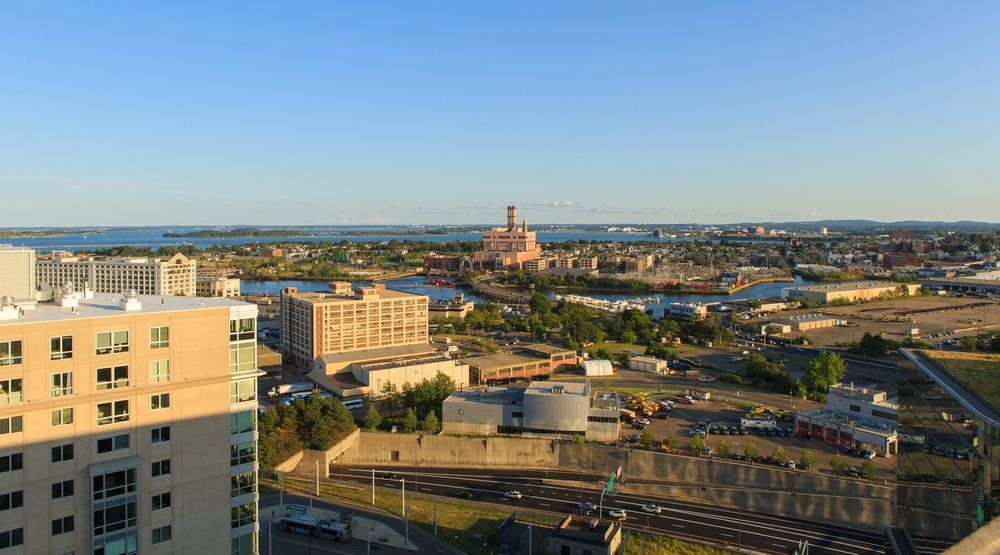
[265,502,415,551]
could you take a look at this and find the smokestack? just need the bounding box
[523,219,528,232]
[507,205,516,231]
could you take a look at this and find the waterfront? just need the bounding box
[241,275,806,315]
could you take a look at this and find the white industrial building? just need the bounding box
[442,381,620,442]
[583,359,614,376]
[795,383,899,456]
[628,356,667,374]
[666,302,708,321]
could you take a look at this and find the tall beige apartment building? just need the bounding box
[0,288,259,555]
[280,282,429,367]
[36,252,197,297]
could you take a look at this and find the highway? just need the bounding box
[332,464,955,555]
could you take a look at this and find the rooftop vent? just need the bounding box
[119,290,141,312]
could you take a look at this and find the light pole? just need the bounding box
[401,477,409,546]
[371,468,376,505]
[268,518,272,555]
[433,495,438,536]
[315,460,320,497]
[367,529,373,555]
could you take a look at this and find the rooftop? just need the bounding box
[318,344,436,367]
[284,285,424,303]
[525,381,588,397]
[786,281,899,292]
[774,313,836,323]
[798,408,897,437]
[0,294,248,326]
[446,386,523,405]
[550,515,618,547]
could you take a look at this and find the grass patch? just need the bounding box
[265,476,556,554]
[623,531,732,555]
[922,350,1000,411]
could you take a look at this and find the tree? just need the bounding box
[960,336,979,352]
[716,442,732,458]
[380,381,401,417]
[402,408,418,433]
[640,430,655,448]
[690,434,705,453]
[363,404,382,431]
[744,441,759,461]
[799,449,816,470]
[861,459,877,479]
[772,445,788,464]
[831,454,847,473]
[801,352,847,397]
[663,437,677,452]
[901,458,918,479]
[421,410,440,433]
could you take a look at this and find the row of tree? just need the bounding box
[258,396,357,469]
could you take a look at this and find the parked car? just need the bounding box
[862,450,876,460]
[640,504,662,514]
[504,491,523,500]
[608,508,627,519]
[845,466,862,478]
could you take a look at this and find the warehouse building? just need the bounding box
[783,281,921,304]
[628,355,667,374]
[919,277,1000,295]
[441,381,620,441]
[466,344,577,385]
[769,313,843,332]
[582,359,613,376]
[310,344,470,398]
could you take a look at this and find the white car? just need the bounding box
[698,376,715,382]
[638,418,651,425]
[504,491,523,500]
[608,508,627,519]
[640,504,662,514]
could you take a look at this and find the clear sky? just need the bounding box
[2,2,998,226]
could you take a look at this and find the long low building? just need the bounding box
[442,381,620,441]
[466,344,577,385]
[919,277,1000,295]
[783,281,921,304]
[310,344,470,398]
[795,409,898,456]
[769,313,843,332]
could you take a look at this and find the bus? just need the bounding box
[341,397,364,411]
[278,515,351,542]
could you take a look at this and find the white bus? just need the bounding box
[341,398,364,411]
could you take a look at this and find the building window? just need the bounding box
[231,471,256,497]
[872,409,897,421]
[149,326,170,349]
[150,393,170,410]
[231,533,255,555]
[151,492,171,511]
[52,444,74,462]
[0,491,23,511]
[0,340,22,366]
[230,319,255,342]
[96,433,129,454]
[230,501,256,529]
[0,528,23,549]
[511,412,523,418]
[95,330,129,355]
[0,416,22,435]
[97,400,129,425]
[52,515,74,535]
[50,372,74,397]
[96,365,129,390]
[52,479,74,499]
[230,441,256,466]
[149,360,170,383]
[151,459,171,477]
[230,411,255,435]
[92,467,136,501]
[50,336,73,360]
[849,404,861,413]
[92,500,137,537]
[152,525,172,544]
[229,344,256,374]
[51,408,74,426]
[0,379,21,405]
[0,453,22,472]
[230,379,256,404]
[151,426,170,444]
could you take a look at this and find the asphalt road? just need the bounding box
[333,464,956,555]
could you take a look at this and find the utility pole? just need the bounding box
[402,477,408,546]
[278,472,283,507]
[433,495,438,536]
[371,468,376,505]
[315,460,320,496]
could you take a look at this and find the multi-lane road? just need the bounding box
[334,464,954,555]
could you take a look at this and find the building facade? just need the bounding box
[783,281,921,304]
[0,246,36,303]
[795,382,898,456]
[0,289,259,554]
[666,302,708,321]
[471,206,542,270]
[37,252,198,297]
[465,344,577,385]
[279,282,429,368]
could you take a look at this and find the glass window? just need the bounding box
[50,336,73,360]
[51,444,73,462]
[96,401,129,425]
[151,459,171,477]
[230,501,256,528]
[92,467,137,501]
[231,532,255,555]
[0,491,23,511]
[0,416,22,435]
[51,515,74,535]
[50,372,73,397]
[0,453,22,472]
[152,525,172,544]
[229,379,256,404]
[151,492,171,510]
[230,318,255,342]
[95,330,129,355]
[151,426,170,444]
[229,344,256,374]
[51,479,74,499]
[230,441,256,466]
[0,379,22,405]
[150,393,170,410]
[231,471,256,497]
[96,365,129,390]
[0,340,22,366]
[149,360,170,383]
[51,408,74,426]
[149,326,170,349]
[92,498,137,537]
[230,411,255,435]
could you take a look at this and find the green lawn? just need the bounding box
[922,350,1000,411]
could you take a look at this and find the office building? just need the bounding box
[36,251,198,297]
[442,381,620,441]
[0,285,259,554]
[472,205,542,270]
[279,282,429,368]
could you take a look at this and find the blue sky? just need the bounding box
[2,2,998,226]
